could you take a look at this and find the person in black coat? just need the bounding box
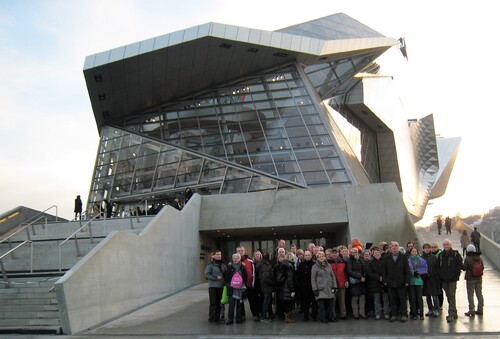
[367,248,388,320]
[274,252,295,321]
[421,243,441,317]
[184,187,193,204]
[437,239,462,322]
[346,248,367,319]
[383,241,411,322]
[297,250,318,321]
[74,195,83,220]
[225,253,248,325]
[258,253,274,321]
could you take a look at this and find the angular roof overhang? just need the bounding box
[83,22,399,132]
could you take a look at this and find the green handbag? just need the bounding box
[220,286,229,305]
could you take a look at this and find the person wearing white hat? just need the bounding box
[463,244,484,317]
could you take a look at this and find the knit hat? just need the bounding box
[466,244,476,253]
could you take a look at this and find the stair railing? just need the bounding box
[58,214,101,272]
[0,215,49,259]
[0,240,33,286]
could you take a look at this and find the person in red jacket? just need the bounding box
[329,247,348,320]
[237,246,258,321]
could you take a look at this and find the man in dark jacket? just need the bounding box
[383,241,411,322]
[204,251,227,323]
[297,250,317,321]
[437,239,463,322]
[421,243,441,317]
[258,252,275,322]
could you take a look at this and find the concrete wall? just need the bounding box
[455,219,500,270]
[55,185,417,334]
[345,183,418,246]
[55,195,202,334]
[199,186,349,230]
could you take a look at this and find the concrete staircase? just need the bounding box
[0,216,152,334]
[0,277,62,334]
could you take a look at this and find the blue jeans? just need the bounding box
[261,292,272,320]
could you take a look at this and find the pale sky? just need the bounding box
[1,0,499,223]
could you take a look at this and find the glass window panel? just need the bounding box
[285,126,307,138]
[254,101,272,110]
[268,139,291,151]
[135,153,159,170]
[271,150,295,161]
[200,160,226,183]
[246,141,268,153]
[307,125,327,135]
[284,117,305,128]
[225,168,252,181]
[115,159,136,174]
[312,135,332,146]
[290,88,308,97]
[303,171,329,184]
[274,98,296,108]
[294,96,313,105]
[299,159,323,172]
[322,158,343,170]
[250,152,273,164]
[249,84,265,92]
[252,162,276,174]
[279,173,305,185]
[259,109,280,119]
[266,81,288,90]
[248,176,278,192]
[328,170,349,183]
[317,146,338,157]
[279,106,300,117]
[271,90,292,99]
[304,63,330,73]
[240,121,262,133]
[290,136,314,149]
[251,92,269,101]
[294,149,318,160]
[221,177,251,194]
[275,161,300,174]
[299,105,318,115]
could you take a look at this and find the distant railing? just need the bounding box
[58,214,103,272]
[0,205,58,258]
[0,240,33,285]
[455,219,500,270]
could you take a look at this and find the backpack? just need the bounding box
[471,261,484,277]
[230,271,243,289]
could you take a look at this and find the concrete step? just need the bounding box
[0,304,57,312]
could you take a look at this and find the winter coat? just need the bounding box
[311,261,337,300]
[408,255,427,286]
[258,259,275,293]
[329,258,347,289]
[460,234,470,248]
[437,249,462,282]
[225,262,248,297]
[346,256,366,296]
[420,252,441,295]
[471,230,481,243]
[367,258,384,293]
[463,251,484,281]
[204,260,227,288]
[297,259,315,292]
[241,255,255,287]
[275,260,295,301]
[383,252,411,288]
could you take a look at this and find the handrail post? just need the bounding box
[0,259,8,287]
[8,239,16,260]
[31,223,36,236]
[25,226,31,241]
[59,244,62,272]
[130,217,134,230]
[89,223,94,244]
[74,234,81,257]
[29,241,33,274]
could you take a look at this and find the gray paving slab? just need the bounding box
[5,225,500,338]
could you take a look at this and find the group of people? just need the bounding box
[460,227,482,255]
[436,216,453,235]
[205,237,485,325]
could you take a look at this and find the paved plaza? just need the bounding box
[6,225,500,338]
